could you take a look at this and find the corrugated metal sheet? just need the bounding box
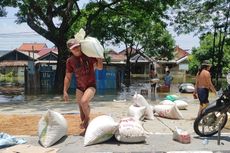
[0,61,28,67]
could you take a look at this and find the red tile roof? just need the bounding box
[17,43,47,52]
[37,47,58,57]
[174,45,190,60]
[106,49,126,62]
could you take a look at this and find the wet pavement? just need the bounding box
[0,84,230,152]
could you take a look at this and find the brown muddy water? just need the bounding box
[0,82,192,105]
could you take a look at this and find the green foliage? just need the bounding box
[1,0,177,91]
[187,53,199,75]
[0,72,14,82]
[171,0,229,35]
[88,0,175,60]
[189,33,230,76]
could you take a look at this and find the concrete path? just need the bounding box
[0,93,230,152]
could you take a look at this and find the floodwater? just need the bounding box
[0,81,184,105]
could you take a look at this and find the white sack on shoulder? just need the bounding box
[38,110,67,148]
[74,28,104,58]
[115,117,149,143]
[84,115,118,146]
[74,28,86,41]
[128,105,146,121]
[174,100,188,110]
[154,105,183,119]
[133,93,154,120]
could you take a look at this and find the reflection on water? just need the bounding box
[0,95,11,103]
[0,82,181,105]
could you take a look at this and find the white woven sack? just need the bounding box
[133,93,154,120]
[174,100,188,110]
[128,105,146,121]
[154,104,183,119]
[159,99,175,105]
[74,28,104,58]
[84,115,118,146]
[38,110,67,147]
[115,117,149,143]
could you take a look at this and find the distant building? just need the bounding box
[17,43,47,52]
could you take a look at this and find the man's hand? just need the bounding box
[63,91,69,102]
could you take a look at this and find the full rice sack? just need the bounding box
[84,115,118,146]
[128,105,146,121]
[38,110,67,147]
[154,104,183,119]
[115,117,150,143]
[133,93,154,120]
[75,28,104,58]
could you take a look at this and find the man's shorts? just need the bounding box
[197,88,209,105]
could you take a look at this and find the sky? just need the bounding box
[0,5,200,52]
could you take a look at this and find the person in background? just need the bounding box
[149,67,158,92]
[63,38,103,132]
[193,60,216,116]
[164,70,173,88]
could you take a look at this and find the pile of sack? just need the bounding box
[36,93,190,147]
[84,115,150,146]
[83,92,159,146]
[128,93,186,120]
[154,94,188,119]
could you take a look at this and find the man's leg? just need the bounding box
[76,89,85,129]
[79,87,96,129]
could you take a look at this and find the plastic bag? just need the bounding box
[172,127,191,144]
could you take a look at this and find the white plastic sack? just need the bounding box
[154,105,183,119]
[133,93,154,120]
[174,100,188,110]
[84,115,118,146]
[159,99,175,105]
[38,110,67,148]
[173,127,191,144]
[75,28,104,58]
[115,117,149,143]
[128,105,146,121]
[150,78,160,83]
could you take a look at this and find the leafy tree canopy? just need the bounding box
[0,0,177,92]
[171,0,229,35]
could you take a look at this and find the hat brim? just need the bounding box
[69,44,80,49]
[202,63,212,66]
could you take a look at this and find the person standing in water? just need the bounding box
[149,67,158,93]
[164,70,173,88]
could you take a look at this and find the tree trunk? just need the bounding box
[54,45,69,93]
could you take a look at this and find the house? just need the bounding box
[130,52,155,78]
[106,48,155,79]
[154,46,190,83]
[17,43,48,53]
[0,49,36,85]
[0,45,57,88]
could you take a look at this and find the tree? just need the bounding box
[189,33,230,88]
[88,0,175,86]
[1,0,176,91]
[1,0,123,93]
[170,0,230,85]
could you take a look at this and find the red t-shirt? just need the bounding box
[66,54,97,91]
